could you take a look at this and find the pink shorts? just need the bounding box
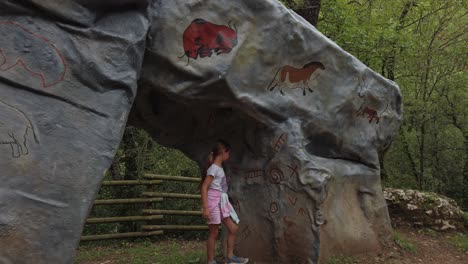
[207,189,229,225]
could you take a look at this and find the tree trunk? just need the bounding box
[418,123,426,190]
[379,154,387,182]
[463,133,468,208]
[294,0,321,27]
[401,130,419,181]
[382,1,417,80]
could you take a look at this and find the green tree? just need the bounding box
[317,0,467,207]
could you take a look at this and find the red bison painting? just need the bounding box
[179,18,238,65]
[267,61,325,96]
[0,21,67,88]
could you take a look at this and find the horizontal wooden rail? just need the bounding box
[93,198,163,205]
[81,231,163,241]
[101,180,162,186]
[142,209,202,216]
[86,215,163,224]
[142,225,208,230]
[144,174,200,182]
[142,192,201,199]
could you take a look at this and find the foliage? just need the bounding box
[76,239,204,264]
[417,228,437,237]
[82,127,203,239]
[393,231,417,253]
[316,0,468,208]
[449,233,468,252]
[327,255,357,264]
[464,212,468,229]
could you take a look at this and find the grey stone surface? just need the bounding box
[384,188,465,231]
[0,0,402,263]
[0,1,150,263]
[131,0,402,263]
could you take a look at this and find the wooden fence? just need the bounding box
[80,174,204,241]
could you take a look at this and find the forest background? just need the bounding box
[83,0,467,238]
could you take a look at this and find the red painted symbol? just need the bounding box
[298,208,306,216]
[288,196,298,206]
[0,21,67,88]
[244,169,263,180]
[282,216,298,243]
[283,216,296,227]
[272,133,286,153]
[270,202,278,213]
[269,167,284,184]
[287,163,299,178]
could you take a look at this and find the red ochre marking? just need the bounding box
[298,208,306,216]
[272,133,286,153]
[288,196,298,206]
[287,163,299,178]
[0,21,67,88]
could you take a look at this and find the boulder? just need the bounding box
[384,188,465,231]
[130,0,402,262]
[0,0,402,263]
[0,1,150,263]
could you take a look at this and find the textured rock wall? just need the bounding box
[130,0,402,263]
[0,0,402,263]
[0,1,150,263]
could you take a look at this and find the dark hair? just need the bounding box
[200,139,231,190]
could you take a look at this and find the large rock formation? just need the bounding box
[0,1,150,263]
[0,0,402,263]
[384,188,465,231]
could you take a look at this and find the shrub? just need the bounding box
[393,232,416,253]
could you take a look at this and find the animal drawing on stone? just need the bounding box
[0,21,67,88]
[179,18,238,65]
[267,61,325,96]
[0,99,39,158]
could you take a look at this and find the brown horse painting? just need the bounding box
[267,61,325,96]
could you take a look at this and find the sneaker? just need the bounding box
[226,255,249,264]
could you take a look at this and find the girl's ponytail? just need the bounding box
[199,140,231,191]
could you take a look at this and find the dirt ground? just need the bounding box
[353,226,468,264]
[76,225,467,264]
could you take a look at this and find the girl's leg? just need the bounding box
[221,217,238,259]
[207,224,220,262]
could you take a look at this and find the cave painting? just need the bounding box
[243,169,263,180]
[267,61,325,96]
[0,99,39,158]
[356,104,387,124]
[270,202,279,214]
[356,77,389,124]
[272,132,286,154]
[179,18,238,65]
[0,21,67,88]
[269,166,285,184]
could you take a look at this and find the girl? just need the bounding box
[200,140,249,264]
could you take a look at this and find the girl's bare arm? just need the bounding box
[201,175,214,214]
